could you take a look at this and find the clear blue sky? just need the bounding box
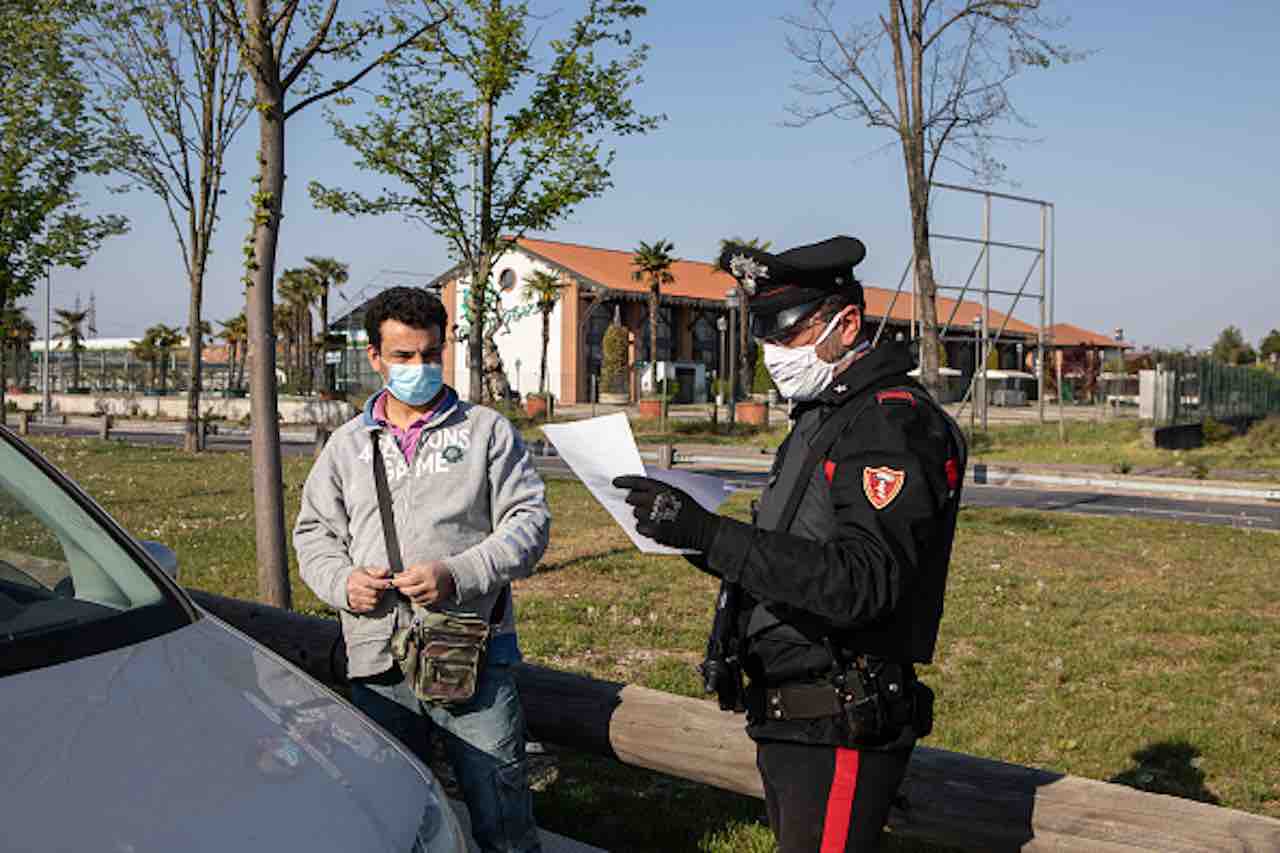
[32,0,1280,351]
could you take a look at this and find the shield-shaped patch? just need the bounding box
[863,466,906,510]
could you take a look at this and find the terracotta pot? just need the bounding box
[524,395,549,418]
[735,399,768,425]
[638,398,665,419]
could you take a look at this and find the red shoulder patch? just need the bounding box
[945,458,960,491]
[823,460,837,484]
[863,466,906,509]
[876,390,916,406]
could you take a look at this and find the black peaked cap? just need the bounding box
[718,235,866,317]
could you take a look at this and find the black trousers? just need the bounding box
[756,739,913,853]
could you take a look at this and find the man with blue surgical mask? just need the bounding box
[295,286,549,852]
[613,237,967,853]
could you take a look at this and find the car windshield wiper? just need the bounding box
[1,618,78,643]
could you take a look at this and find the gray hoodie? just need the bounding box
[293,387,550,679]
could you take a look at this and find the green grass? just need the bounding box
[967,418,1280,476]
[22,435,1280,851]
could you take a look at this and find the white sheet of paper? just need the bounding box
[540,413,733,555]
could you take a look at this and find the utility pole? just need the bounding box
[725,289,738,430]
[43,269,52,422]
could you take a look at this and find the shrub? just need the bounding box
[601,324,629,394]
[1245,415,1280,453]
[1201,417,1234,445]
[752,347,775,395]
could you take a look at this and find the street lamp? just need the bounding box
[715,315,727,407]
[724,289,739,428]
[972,312,986,431]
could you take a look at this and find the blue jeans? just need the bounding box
[351,664,541,853]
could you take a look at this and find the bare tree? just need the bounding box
[85,0,252,452]
[213,0,446,608]
[784,0,1082,396]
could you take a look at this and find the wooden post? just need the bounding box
[314,425,331,459]
[656,444,675,469]
[18,411,30,435]
[185,589,1280,853]
[98,413,112,440]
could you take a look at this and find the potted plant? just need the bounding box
[524,390,553,419]
[598,322,631,404]
[735,347,769,424]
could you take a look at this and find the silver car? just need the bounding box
[0,427,467,852]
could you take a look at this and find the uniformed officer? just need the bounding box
[613,236,967,853]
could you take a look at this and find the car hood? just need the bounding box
[2,615,463,853]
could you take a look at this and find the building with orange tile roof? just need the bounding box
[423,237,1116,404]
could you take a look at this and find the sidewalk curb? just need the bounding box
[970,465,1280,504]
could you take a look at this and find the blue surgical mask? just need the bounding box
[385,363,443,406]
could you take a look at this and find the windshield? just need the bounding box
[0,431,191,676]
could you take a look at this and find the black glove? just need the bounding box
[612,475,722,553]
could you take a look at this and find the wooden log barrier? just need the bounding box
[188,589,1280,852]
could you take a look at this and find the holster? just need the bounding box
[391,610,490,706]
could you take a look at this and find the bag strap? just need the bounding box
[372,429,508,626]
[370,430,406,576]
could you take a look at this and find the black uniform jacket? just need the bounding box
[703,343,966,745]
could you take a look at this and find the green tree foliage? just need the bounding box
[0,306,35,389]
[304,256,349,393]
[311,0,662,404]
[0,0,127,410]
[631,239,676,389]
[601,322,629,395]
[752,345,775,395]
[215,0,446,608]
[1211,325,1257,366]
[83,0,252,451]
[218,312,248,391]
[1259,329,1280,368]
[521,269,564,396]
[53,307,89,389]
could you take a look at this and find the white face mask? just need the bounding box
[762,313,845,401]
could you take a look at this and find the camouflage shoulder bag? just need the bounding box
[371,431,504,705]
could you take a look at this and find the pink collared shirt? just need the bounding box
[372,390,438,464]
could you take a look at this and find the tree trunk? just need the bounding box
[185,261,205,453]
[539,309,549,395]
[320,287,330,394]
[246,77,291,610]
[648,283,659,385]
[468,91,497,403]
[737,284,749,399]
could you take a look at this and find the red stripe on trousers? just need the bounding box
[819,747,860,853]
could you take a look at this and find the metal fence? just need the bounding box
[1147,357,1280,426]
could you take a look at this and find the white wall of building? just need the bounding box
[448,251,565,401]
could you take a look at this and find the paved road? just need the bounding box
[20,422,1280,531]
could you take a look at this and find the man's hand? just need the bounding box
[391,560,457,607]
[346,567,392,613]
[612,475,722,552]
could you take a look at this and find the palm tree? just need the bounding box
[304,256,349,393]
[54,308,90,390]
[1,306,35,389]
[219,313,249,391]
[521,269,565,396]
[717,236,772,400]
[130,333,159,391]
[631,239,677,388]
[278,268,322,393]
[145,324,183,392]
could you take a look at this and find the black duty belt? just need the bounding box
[757,683,844,721]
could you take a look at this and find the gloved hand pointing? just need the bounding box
[612,475,722,553]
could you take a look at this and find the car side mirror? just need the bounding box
[141,540,179,581]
